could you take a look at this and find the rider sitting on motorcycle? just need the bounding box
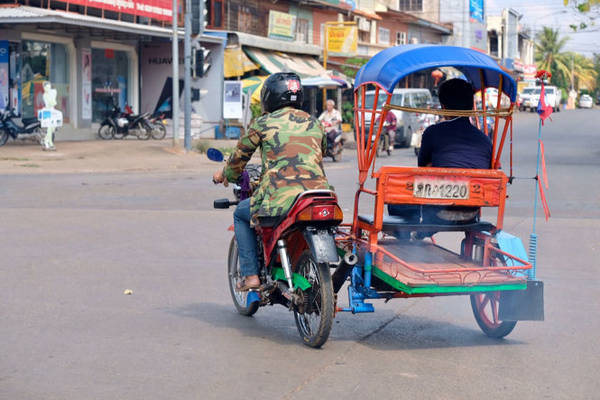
[389,78,492,228]
[213,73,332,290]
[318,99,342,150]
[376,110,397,152]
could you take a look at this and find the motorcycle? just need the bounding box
[0,107,43,147]
[374,121,394,157]
[98,101,152,140]
[322,121,344,162]
[209,148,348,348]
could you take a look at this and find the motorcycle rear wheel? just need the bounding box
[0,129,8,146]
[98,124,114,140]
[293,250,334,348]
[227,237,259,317]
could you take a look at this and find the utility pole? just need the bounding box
[184,0,192,151]
[172,0,179,147]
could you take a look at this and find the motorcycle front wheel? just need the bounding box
[293,250,334,348]
[227,238,259,317]
[151,123,167,140]
[0,129,8,146]
[98,124,114,140]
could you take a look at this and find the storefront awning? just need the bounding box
[244,47,328,79]
[224,47,259,78]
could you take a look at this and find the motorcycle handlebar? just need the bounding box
[214,198,239,209]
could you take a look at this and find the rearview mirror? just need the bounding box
[207,148,224,162]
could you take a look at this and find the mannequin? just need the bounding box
[42,81,58,150]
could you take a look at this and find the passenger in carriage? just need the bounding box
[389,78,492,228]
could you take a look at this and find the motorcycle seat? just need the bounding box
[22,118,39,126]
[257,190,337,228]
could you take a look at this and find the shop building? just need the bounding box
[0,2,224,140]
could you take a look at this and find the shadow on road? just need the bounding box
[168,301,525,350]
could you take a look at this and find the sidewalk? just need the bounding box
[0,139,234,174]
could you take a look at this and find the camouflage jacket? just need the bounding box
[223,107,332,221]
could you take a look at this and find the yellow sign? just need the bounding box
[268,11,296,40]
[327,26,358,54]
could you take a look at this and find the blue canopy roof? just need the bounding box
[354,45,517,101]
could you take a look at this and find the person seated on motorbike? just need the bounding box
[318,99,342,150]
[389,78,492,228]
[375,110,397,152]
[213,73,332,290]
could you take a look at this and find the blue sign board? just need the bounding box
[470,0,484,23]
[0,40,9,110]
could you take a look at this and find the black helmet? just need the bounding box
[260,72,304,113]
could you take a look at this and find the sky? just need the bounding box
[486,0,599,57]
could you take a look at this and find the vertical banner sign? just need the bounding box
[223,81,243,119]
[0,40,9,111]
[268,11,296,40]
[470,0,484,23]
[327,26,358,55]
[81,48,92,120]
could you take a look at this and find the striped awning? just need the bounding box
[224,47,260,78]
[243,47,328,79]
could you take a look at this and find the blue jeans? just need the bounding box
[233,198,260,277]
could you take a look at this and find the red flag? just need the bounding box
[536,84,553,124]
[540,140,549,189]
[538,179,551,221]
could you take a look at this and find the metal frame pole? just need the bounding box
[172,0,179,146]
[184,0,192,151]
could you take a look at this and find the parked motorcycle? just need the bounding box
[209,148,346,348]
[0,107,43,147]
[322,121,344,162]
[98,101,152,140]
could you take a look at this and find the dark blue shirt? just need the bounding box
[418,117,492,169]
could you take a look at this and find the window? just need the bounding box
[358,30,370,43]
[378,27,390,45]
[296,18,309,43]
[396,31,407,45]
[208,0,224,29]
[21,41,70,121]
[398,0,423,11]
[91,48,129,122]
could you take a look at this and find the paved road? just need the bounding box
[1,110,599,399]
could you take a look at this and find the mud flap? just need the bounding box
[499,280,544,321]
[303,228,339,264]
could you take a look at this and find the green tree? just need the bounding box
[564,52,598,91]
[535,27,571,88]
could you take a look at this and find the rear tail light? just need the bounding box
[296,204,343,222]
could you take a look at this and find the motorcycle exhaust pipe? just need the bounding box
[332,251,358,293]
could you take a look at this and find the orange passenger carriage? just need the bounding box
[334,45,544,338]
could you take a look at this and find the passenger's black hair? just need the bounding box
[438,78,474,110]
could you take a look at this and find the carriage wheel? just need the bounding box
[470,292,517,338]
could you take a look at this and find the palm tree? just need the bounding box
[535,27,571,87]
[567,52,598,91]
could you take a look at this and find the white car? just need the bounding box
[579,94,593,109]
[519,86,561,112]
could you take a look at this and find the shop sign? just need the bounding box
[513,60,524,72]
[470,0,484,23]
[268,11,296,40]
[55,0,174,22]
[523,64,537,79]
[327,26,357,55]
[223,81,242,120]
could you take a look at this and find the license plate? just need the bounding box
[413,178,469,199]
